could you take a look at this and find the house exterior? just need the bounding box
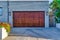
[0,0,50,34]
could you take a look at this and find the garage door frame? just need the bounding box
[13,11,45,27]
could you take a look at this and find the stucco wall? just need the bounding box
[0,1,49,24]
[8,1,49,27]
[0,1,8,22]
[0,1,49,34]
[9,1,48,11]
[8,1,49,33]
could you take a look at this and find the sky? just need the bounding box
[49,0,53,3]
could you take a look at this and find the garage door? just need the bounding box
[13,11,45,27]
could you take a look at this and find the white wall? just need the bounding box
[0,28,8,40]
[9,1,49,28]
[45,11,49,28]
[9,1,49,34]
[0,1,8,22]
[0,1,49,36]
[56,23,60,28]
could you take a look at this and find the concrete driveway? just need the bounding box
[4,27,60,40]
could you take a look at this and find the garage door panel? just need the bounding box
[13,11,45,27]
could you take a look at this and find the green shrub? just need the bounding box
[55,9,60,23]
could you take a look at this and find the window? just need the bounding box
[0,7,2,16]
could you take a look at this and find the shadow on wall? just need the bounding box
[49,15,56,27]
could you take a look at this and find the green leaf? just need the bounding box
[0,25,2,28]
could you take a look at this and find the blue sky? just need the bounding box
[49,0,53,3]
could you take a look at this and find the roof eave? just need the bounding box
[0,0,49,1]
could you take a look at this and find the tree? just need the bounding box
[50,0,60,23]
[50,0,60,10]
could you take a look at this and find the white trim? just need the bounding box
[45,11,49,28]
[9,11,49,28]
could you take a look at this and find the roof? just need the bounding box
[0,0,49,1]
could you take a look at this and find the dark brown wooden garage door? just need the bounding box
[13,11,45,27]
